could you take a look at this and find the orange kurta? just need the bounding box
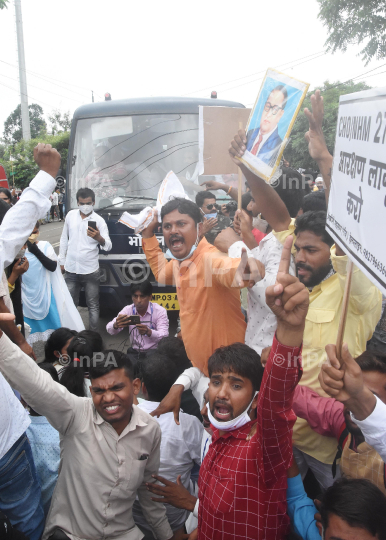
[142,236,247,375]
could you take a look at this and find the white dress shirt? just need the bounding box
[0,170,55,274]
[51,192,59,206]
[175,367,209,409]
[59,209,112,274]
[137,400,203,529]
[0,372,30,459]
[352,396,386,463]
[228,233,296,355]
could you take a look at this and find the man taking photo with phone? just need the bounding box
[106,280,169,359]
[59,188,112,331]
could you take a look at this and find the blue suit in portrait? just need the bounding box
[246,127,283,167]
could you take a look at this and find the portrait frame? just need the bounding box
[239,68,309,182]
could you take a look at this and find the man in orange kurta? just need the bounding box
[141,198,264,376]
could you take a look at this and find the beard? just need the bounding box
[296,261,333,288]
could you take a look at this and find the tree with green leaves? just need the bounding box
[318,0,386,65]
[0,131,70,189]
[0,0,9,9]
[3,103,47,145]
[284,80,370,171]
[48,109,72,135]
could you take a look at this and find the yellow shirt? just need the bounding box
[142,236,247,376]
[274,219,382,464]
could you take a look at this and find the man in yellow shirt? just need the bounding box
[141,198,263,376]
[228,91,382,489]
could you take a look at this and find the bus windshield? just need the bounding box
[68,113,205,211]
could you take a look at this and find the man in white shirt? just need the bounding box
[0,145,62,539]
[0,307,45,540]
[214,170,303,359]
[133,351,202,538]
[50,188,60,222]
[59,188,112,331]
[0,145,62,359]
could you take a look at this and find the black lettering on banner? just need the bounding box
[383,112,386,144]
[346,187,363,223]
[339,115,372,142]
[374,112,382,143]
[368,159,386,190]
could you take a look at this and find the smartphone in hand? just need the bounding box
[127,315,141,325]
[88,220,97,231]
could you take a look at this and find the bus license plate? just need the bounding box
[152,293,179,311]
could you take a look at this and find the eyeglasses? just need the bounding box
[263,103,284,116]
[205,203,219,210]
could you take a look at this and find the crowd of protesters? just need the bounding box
[1,89,386,540]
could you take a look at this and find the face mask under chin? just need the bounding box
[207,391,258,432]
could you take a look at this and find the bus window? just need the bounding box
[68,114,202,211]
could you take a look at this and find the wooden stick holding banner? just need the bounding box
[335,260,354,363]
[238,122,243,210]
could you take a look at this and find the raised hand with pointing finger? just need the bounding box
[266,235,309,348]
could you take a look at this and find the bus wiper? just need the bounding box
[94,196,157,213]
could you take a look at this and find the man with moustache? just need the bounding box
[229,114,382,489]
[141,198,263,376]
[0,342,176,540]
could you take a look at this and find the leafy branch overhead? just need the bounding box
[3,104,47,145]
[0,0,9,9]
[317,0,386,64]
[284,80,370,171]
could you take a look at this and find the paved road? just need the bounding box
[33,219,178,360]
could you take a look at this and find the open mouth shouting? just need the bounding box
[103,403,121,416]
[212,401,233,422]
[169,235,185,253]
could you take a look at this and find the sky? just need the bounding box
[0,0,385,136]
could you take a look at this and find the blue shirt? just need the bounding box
[286,474,320,540]
[27,416,60,515]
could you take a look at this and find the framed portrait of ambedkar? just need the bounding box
[239,69,309,182]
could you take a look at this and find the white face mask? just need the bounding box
[207,392,258,432]
[79,204,94,216]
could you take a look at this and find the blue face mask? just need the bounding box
[205,212,218,219]
[165,224,200,262]
[166,244,197,261]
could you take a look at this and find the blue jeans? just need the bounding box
[65,269,100,331]
[0,434,45,540]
